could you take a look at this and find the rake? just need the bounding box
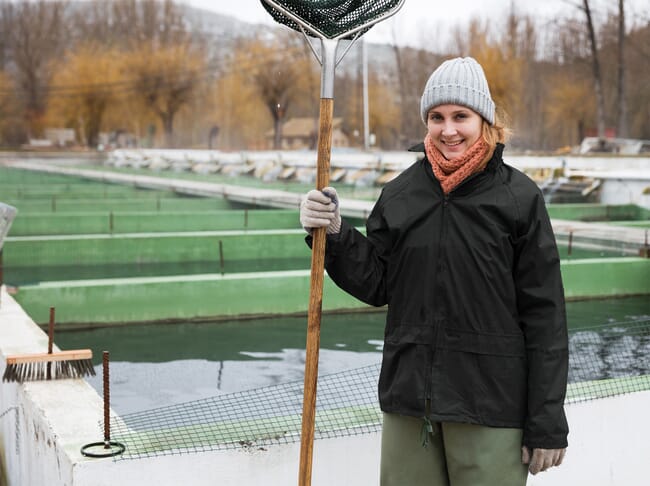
[259,1,405,484]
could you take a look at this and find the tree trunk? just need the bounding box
[273,114,282,150]
[583,0,607,142]
[392,43,409,147]
[616,0,628,138]
[163,113,174,148]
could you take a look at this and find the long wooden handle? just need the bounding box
[299,98,333,486]
[6,349,93,364]
[47,307,55,355]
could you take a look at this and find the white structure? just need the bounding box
[1,286,649,485]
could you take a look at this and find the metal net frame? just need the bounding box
[261,0,404,39]
[108,318,650,460]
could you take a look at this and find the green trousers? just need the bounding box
[380,413,529,486]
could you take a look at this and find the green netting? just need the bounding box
[261,0,403,39]
[108,318,650,460]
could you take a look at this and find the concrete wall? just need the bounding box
[560,258,650,299]
[9,258,649,326]
[597,179,650,209]
[5,230,308,267]
[9,209,301,236]
[1,286,650,485]
[9,270,366,325]
[547,203,650,222]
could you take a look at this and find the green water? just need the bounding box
[3,259,312,285]
[55,297,649,415]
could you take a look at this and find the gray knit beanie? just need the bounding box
[420,57,495,125]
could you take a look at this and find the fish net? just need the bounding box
[109,318,650,460]
[261,0,403,39]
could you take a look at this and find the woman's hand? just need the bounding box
[300,187,341,235]
[522,446,566,475]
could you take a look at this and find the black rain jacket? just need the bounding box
[319,144,569,449]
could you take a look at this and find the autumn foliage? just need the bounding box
[0,0,649,152]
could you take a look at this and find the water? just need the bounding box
[4,245,628,285]
[54,296,650,415]
[4,258,311,285]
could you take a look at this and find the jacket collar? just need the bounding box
[408,142,425,152]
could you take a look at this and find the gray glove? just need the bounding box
[522,446,566,475]
[299,187,341,235]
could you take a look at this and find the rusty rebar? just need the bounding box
[103,351,110,448]
[47,307,55,380]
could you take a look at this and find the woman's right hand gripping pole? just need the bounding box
[300,187,341,235]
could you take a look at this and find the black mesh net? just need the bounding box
[261,0,403,39]
[108,318,650,460]
[110,363,381,460]
[567,319,650,403]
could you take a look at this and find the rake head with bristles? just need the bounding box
[3,349,96,383]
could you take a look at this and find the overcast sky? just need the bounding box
[183,0,649,47]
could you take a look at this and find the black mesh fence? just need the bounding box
[109,318,650,460]
[567,319,650,403]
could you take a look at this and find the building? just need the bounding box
[266,117,350,150]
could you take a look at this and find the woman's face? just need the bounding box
[426,104,483,160]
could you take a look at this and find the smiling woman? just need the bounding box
[420,57,504,193]
[299,55,569,484]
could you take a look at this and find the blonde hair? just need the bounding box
[481,106,511,163]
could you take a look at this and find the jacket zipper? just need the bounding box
[425,191,449,409]
[422,156,493,414]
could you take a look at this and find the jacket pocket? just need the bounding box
[441,327,525,357]
[438,327,527,425]
[385,322,437,344]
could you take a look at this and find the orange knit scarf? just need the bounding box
[424,134,492,194]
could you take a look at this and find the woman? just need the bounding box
[300,57,568,485]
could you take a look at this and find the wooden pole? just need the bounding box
[298,98,333,486]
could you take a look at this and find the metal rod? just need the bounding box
[219,240,225,275]
[362,38,370,150]
[568,231,573,256]
[47,307,55,380]
[103,351,110,448]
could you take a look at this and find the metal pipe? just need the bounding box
[320,39,338,99]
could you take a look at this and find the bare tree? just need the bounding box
[127,44,206,148]
[1,0,68,138]
[247,33,307,149]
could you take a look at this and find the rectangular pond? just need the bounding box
[55,296,650,416]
